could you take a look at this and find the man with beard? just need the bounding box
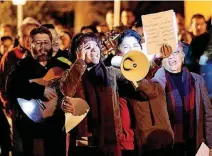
[5,26,67,156]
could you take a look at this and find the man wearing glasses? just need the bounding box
[6,26,68,156]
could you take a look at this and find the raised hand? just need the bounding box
[77,43,91,60]
[155,44,173,59]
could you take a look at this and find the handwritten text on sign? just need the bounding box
[142,10,178,54]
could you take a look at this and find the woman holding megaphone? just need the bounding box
[60,31,173,156]
[113,29,175,156]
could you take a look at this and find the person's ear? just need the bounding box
[182,58,185,64]
[29,38,35,51]
[180,54,185,64]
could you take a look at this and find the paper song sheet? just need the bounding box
[64,98,90,133]
[195,142,209,156]
[142,10,178,54]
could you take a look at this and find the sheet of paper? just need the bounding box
[142,10,178,54]
[64,98,90,133]
[65,112,88,133]
[195,142,209,156]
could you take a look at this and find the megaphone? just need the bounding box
[111,50,150,87]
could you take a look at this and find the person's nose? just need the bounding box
[168,53,174,59]
[197,25,201,30]
[39,43,46,52]
[26,37,30,44]
[91,45,98,52]
[40,42,46,49]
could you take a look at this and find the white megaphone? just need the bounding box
[111,50,150,87]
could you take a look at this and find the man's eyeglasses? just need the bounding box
[33,41,50,48]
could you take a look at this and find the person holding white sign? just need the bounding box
[152,43,212,156]
[115,29,174,156]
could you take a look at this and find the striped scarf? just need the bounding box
[165,67,195,142]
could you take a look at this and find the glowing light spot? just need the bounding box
[21,101,35,115]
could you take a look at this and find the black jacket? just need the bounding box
[6,53,70,100]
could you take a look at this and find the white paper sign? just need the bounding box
[195,142,209,156]
[142,10,178,54]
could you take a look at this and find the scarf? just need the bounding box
[88,62,110,86]
[165,67,195,141]
[82,62,121,156]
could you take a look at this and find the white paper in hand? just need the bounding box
[64,98,90,133]
[195,142,209,156]
[142,10,178,54]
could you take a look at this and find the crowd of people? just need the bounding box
[1,9,212,156]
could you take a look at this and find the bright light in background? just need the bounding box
[12,0,26,5]
[12,0,26,30]
[114,0,120,27]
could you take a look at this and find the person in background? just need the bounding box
[176,13,185,33]
[121,9,135,28]
[54,22,64,34]
[42,24,71,70]
[42,24,61,56]
[0,20,40,113]
[186,14,210,73]
[22,17,41,26]
[175,13,192,44]
[60,30,72,51]
[106,10,114,30]
[188,15,210,73]
[0,20,40,155]
[199,28,212,102]
[178,29,192,44]
[81,25,98,34]
[153,43,212,156]
[190,14,207,39]
[0,36,13,60]
[0,24,13,38]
